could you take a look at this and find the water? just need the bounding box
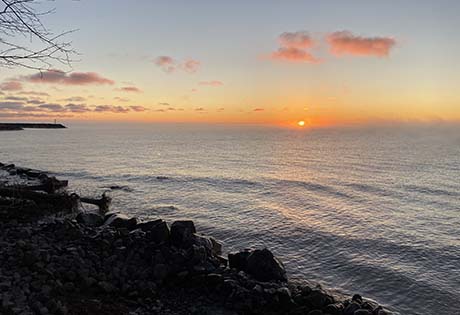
[1,122,459,315]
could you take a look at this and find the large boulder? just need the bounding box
[228,250,251,270]
[228,248,287,282]
[170,220,196,248]
[76,212,104,227]
[245,248,287,282]
[104,213,137,230]
[137,219,170,244]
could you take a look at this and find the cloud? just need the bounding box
[327,31,396,57]
[1,81,23,91]
[114,97,129,102]
[65,104,91,113]
[18,91,50,97]
[158,102,170,106]
[195,107,205,111]
[182,59,201,73]
[94,105,130,113]
[154,56,201,74]
[253,108,265,112]
[199,80,223,86]
[279,31,315,49]
[24,70,115,85]
[154,56,176,73]
[39,104,66,112]
[117,86,142,93]
[270,31,320,63]
[271,47,319,63]
[4,96,28,102]
[60,96,86,102]
[130,105,147,112]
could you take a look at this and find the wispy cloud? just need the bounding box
[253,108,265,112]
[327,31,396,57]
[154,56,201,74]
[130,105,147,112]
[199,80,224,86]
[23,70,115,85]
[117,86,142,93]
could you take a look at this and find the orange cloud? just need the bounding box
[327,31,396,57]
[24,70,115,85]
[270,31,320,63]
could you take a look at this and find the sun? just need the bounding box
[297,120,305,127]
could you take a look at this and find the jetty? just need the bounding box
[0,123,67,131]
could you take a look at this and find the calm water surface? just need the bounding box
[1,123,459,315]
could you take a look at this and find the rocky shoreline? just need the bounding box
[0,163,390,315]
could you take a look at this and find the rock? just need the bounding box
[228,250,251,270]
[354,309,372,315]
[153,264,169,281]
[344,301,362,315]
[76,212,104,227]
[305,288,335,309]
[170,221,196,248]
[104,213,137,230]
[98,281,116,293]
[307,310,323,315]
[209,236,223,256]
[324,303,344,315]
[245,248,287,282]
[138,219,170,244]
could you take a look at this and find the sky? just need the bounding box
[1,0,460,127]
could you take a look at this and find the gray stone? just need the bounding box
[245,248,287,282]
[104,214,137,230]
[170,221,196,248]
[76,212,104,227]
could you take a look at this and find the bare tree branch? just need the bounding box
[0,0,76,71]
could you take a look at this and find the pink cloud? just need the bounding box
[271,47,319,63]
[154,56,176,73]
[1,81,23,91]
[327,31,396,57]
[118,86,142,93]
[182,59,201,73]
[24,70,115,85]
[270,31,319,63]
[153,56,201,74]
[199,80,223,86]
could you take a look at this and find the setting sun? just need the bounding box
[297,120,306,127]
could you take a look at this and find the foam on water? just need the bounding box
[1,122,459,315]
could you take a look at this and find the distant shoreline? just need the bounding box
[0,123,67,131]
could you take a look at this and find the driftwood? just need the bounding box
[80,194,112,214]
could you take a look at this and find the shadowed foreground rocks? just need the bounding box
[0,215,390,315]
[0,164,390,315]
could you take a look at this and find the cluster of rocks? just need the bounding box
[0,210,390,315]
[0,163,391,314]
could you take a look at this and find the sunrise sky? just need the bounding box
[1,1,459,127]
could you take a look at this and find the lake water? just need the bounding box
[1,122,459,315]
